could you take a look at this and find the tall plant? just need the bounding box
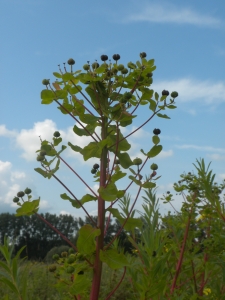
[13,52,178,299]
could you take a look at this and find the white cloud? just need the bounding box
[60,210,71,215]
[124,3,222,27]
[10,171,26,182]
[176,144,225,153]
[15,119,57,161]
[206,154,225,161]
[218,174,225,180]
[0,161,12,172]
[157,149,173,159]
[0,125,16,138]
[152,78,225,105]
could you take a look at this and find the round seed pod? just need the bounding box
[91,169,97,174]
[112,54,120,61]
[37,155,45,162]
[53,131,60,137]
[67,58,75,65]
[92,62,99,69]
[147,72,153,78]
[127,62,136,69]
[153,128,161,135]
[61,251,68,258]
[67,254,76,264]
[100,55,108,61]
[24,188,32,195]
[42,79,50,86]
[83,64,90,71]
[17,191,25,198]
[133,158,142,165]
[93,164,99,170]
[121,68,128,74]
[171,91,178,98]
[162,90,169,96]
[13,197,20,203]
[49,265,57,272]
[150,163,158,170]
[40,150,46,156]
[52,254,60,260]
[117,64,124,71]
[66,266,75,274]
[140,52,147,58]
[115,159,120,164]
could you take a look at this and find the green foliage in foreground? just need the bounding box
[1,159,225,299]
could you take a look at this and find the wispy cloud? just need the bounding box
[152,78,225,106]
[0,125,16,138]
[206,154,225,161]
[124,3,222,28]
[176,144,225,153]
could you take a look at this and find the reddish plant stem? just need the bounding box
[105,267,127,300]
[198,219,211,296]
[170,193,196,295]
[90,116,108,300]
[58,155,98,198]
[191,260,198,293]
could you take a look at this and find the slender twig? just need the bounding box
[104,185,142,250]
[54,99,99,142]
[70,79,98,113]
[52,174,97,227]
[58,155,98,198]
[170,192,196,295]
[105,267,127,300]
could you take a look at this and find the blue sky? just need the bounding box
[0,0,224,219]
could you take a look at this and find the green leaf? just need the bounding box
[140,149,147,156]
[107,208,142,231]
[157,113,170,119]
[77,224,100,255]
[100,249,129,269]
[149,99,157,112]
[34,168,48,178]
[41,89,55,104]
[15,199,40,216]
[141,89,154,101]
[129,175,141,186]
[98,182,118,201]
[117,152,133,169]
[117,190,126,198]
[154,92,159,101]
[0,277,20,296]
[73,124,96,137]
[68,142,83,153]
[152,135,160,145]
[107,132,131,152]
[60,193,97,209]
[68,85,82,95]
[142,182,156,188]
[62,72,75,81]
[129,168,136,175]
[79,114,100,125]
[69,274,91,296]
[82,140,108,161]
[53,137,62,146]
[110,170,127,183]
[53,72,62,78]
[95,64,106,74]
[167,105,177,109]
[55,89,68,99]
[147,145,162,158]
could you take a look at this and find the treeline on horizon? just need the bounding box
[0,213,132,260]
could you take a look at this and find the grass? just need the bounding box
[0,261,134,300]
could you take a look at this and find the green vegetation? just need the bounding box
[1,53,224,299]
